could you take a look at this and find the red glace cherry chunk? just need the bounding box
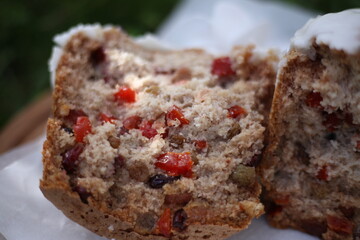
[166,105,190,126]
[157,208,172,237]
[211,57,235,77]
[155,152,193,177]
[122,116,142,130]
[114,86,136,103]
[99,113,117,124]
[306,92,323,109]
[194,140,207,150]
[140,120,158,139]
[323,113,341,131]
[316,165,329,181]
[227,105,247,118]
[327,215,354,234]
[73,116,92,143]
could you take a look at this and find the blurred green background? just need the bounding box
[0,0,359,130]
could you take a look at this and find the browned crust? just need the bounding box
[40,27,270,240]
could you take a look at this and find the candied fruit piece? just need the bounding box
[157,208,172,237]
[73,185,91,204]
[164,193,192,206]
[123,115,142,130]
[316,165,329,181]
[166,105,190,126]
[228,105,247,118]
[327,215,354,234]
[194,140,207,150]
[99,113,117,124]
[155,152,193,177]
[323,113,341,131]
[230,164,256,187]
[73,116,92,143]
[108,136,120,148]
[65,109,87,124]
[173,209,187,231]
[90,47,106,66]
[306,92,323,109]
[114,86,136,103]
[211,57,235,77]
[140,120,158,139]
[62,144,84,174]
[148,174,180,189]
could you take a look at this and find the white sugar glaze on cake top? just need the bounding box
[291,9,360,59]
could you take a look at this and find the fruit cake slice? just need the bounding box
[40,24,277,240]
[260,9,360,240]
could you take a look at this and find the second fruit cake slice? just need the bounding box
[40,25,277,239]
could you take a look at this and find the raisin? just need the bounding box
[173,209,188,231]
[245,154,261,167]
[148,174,180,189]
[73,185,91,204]
[155,152,193,177]
[73,116,92,143]
[65,109,87,124]
[123,116,142,130]
[108,136,120,148]
[327,215,354,234]
[227,105,247,118]
[164,193,192,206]
[157,208,172,237]
[169,135,186,148]
[316,165,329,181]
[325,132,337,141]
[166,105,190,126]
[211,57,235,77]
[306,91,323,109]
[90,47,106,66]
[135,212,157,234]
[62,144,84,174]
[114,155,125,169]
[114,86,136,103]
[62,126,73,134]
[230,164,256,187]
[339,206,355,219]
[226,123,241,139]
[128,162,149,182]
[172,67,192,83]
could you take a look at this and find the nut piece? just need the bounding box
[145,85,160,95]
[227,123,241,139]
[108,136,120,148]
[230,164,256,187]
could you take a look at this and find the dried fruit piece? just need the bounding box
[157,208,172,237]
[228,105,247,118]
[169,135,186,148]
[99,113,117,124]
[90,47,106,66]
[128,162,150,182]
[140,120,158,139]
[245,154,261,167]
[114,155,125,169]
[155,152,193,177]
[166,105,190,126]
[123,116,142,130]
[145,86,160,95]
[211,57,235,77]
[148,174,180,189]
[172,67,192,83]
[164,193,192,206]
[73,116,92,143]
[323,113,341,131]
[338,206,355,219]
[62,126,73,134]
[114,86,136,103]
[173,209,188,231]
[73,185,91,204]
[108,136,120,148]
[306,92,323,109]
[65,109,87,124]
[230,164,256,187]
[194,140,207,150]
[62,144,84,174]
[327,215,354,234]
[227,123,241,139]
[155,68,175,75]
[344,113,354,125]
[316,165,329,181]
[135,212,157,234]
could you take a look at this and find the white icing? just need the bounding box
[291,9,360,58]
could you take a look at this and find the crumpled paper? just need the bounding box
[0,0,318,239]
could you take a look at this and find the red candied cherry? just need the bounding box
[194,140,207,150]
[73,116,92,143]
[306,92,323,109]
[323,113,341,131]
[211,57,236,77]
[155,152,193,178]
[166,105,190,126]
[122,115,142,130]
[114,86,136,103]
[327,215,354,234]
[227,105,247,118]
[99,113,117,124]
[157,208,172,237]
[62,143,84,174]
[140,120,158,139]
[65,109,87,124]
[316,165,329,181]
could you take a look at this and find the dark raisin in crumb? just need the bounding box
[73,185,91,204]
[90,47,106,66]
[148,174,180,189]
[325,132,336,141]
[245,154,261,167]
[62,144,84,174]
[114,155,125,169]
[173,209,188,231]
[62,126,73,134]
